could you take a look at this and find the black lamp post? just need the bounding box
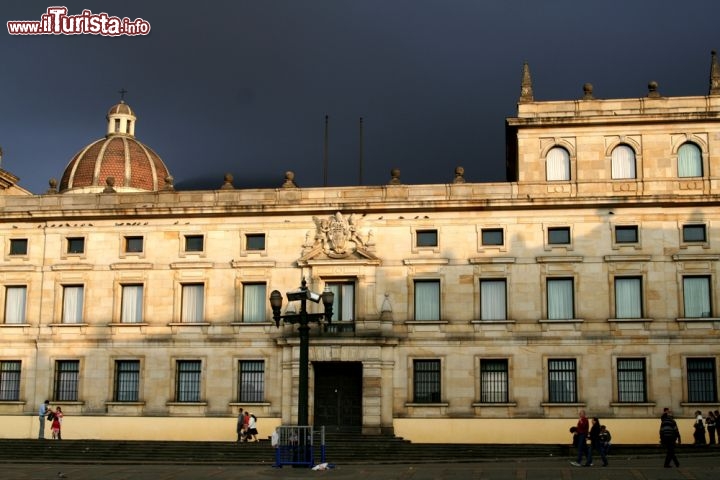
[269,278,334,426]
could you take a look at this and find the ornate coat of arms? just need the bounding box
[309,212,369,259]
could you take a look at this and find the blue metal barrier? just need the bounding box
[272,425,326,468]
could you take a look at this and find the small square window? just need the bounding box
[246,234,266,251]
[481,229,504,246]
[615,226,638,244]
[548,227,570,245]
[124,236,144,253]
[184,235,204,252]
[683,225,706,243]
[67,237,85,254]
[9,239,28,255]
[416,230,438,247]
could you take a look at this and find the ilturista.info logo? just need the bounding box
[7,7,151,36]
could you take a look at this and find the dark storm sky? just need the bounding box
[2,0,719,194]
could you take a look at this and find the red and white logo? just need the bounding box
[7,7,151,36]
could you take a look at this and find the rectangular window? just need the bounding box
[327,282,355,321]
[548,358,577,403]
[480,359,509,403]
[238,360,265,403]
[413,359,441,403]
[114,360,140,402]
[67,237,85,254]
[181,284,204,323]
[176,360,201,402]
[245,234,266,251]
[547,278,574,320]
[687,358,718,403]
[548,227,571,245]
[62,285,84,324]
[0,360,21,401]
[617,358,647,402]
[242,283,267,323]
[54,360,79,402]
[414,280,440,321]
[9,239,28,255]
[120,285,144,323]
[615,226,638,244]
[4,286,27,324]
[480,279,507,320]
[124,236,144,253]
[683,276,711,318]
[481,228,504,246]
[184,235,204,252]
[683,225,707,243]
[615,277,642,318]
[416,230,438,247]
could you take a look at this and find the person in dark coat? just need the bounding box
[660,408,681,468]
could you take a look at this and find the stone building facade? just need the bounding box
[0,52,719,443]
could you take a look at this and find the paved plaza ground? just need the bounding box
[3,454,720,480]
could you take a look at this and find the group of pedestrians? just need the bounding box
[38,399,63,440]
[235,408,259,443]
[691,409,719,445]
[569,409,611,467]
[569,407,715,469]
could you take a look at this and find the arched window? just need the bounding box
[546,147,570,181]
[611,145,636,179]
[678,143,703,177]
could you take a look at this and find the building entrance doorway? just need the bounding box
[313,361,362,432]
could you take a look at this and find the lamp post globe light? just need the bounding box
[269,278,334,427]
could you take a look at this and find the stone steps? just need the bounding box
[0,437,714,465]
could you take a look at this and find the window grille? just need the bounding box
[413,359,441,403]
[238,360,265,402]
[480,359,508,403]
[687,358,717,403]
[617,358,647,402]
[54,360,79,402]
[548,359,576,403]
[0,360,21,401]
[176,360,201,402]
[114,360,140,402]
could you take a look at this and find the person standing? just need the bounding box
[660,408,681,468]
[570,409,592,467]
[597,424,612,467]
[588,417,601,464]
[706,411,716,445]
[247,413,259,442]
[693,410,706,445]
[241,411,250,442]
[51,407,63,440]
[236,408,244,442]
[37,400,50,440]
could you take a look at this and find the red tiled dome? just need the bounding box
[60,137,170,192]
[59,101,172,193]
